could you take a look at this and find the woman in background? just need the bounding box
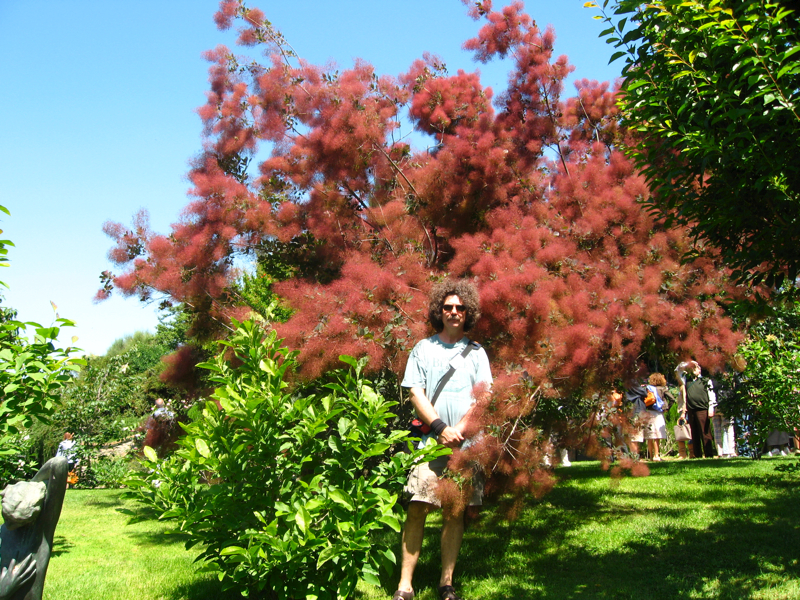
[642,373,672,461]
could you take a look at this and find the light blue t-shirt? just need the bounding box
[401,334,492,428]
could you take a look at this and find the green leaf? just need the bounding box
[195,438,211,458]
[328,488,354,509]
[379,514,401,532]
[338,355,358,368]
[609,50,627,64]
[295,506,311,533]
[328,435,341,453]
[316,543,339,568]
[143,446,158,462]
[382,546,397,565]
[361,563,381,586]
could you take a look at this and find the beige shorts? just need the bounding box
[405,455,484,507]
[641,410,668,440]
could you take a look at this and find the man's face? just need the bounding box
[442,294,466,331]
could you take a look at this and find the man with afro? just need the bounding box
[392,279,492,600]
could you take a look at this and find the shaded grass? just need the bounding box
[43,457,800,599]
[359,456,800,600]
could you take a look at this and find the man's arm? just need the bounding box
[677,383,687,416]
[409,386,464,448]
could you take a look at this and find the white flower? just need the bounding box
[152,479,161,488]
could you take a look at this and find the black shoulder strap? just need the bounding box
[430,340,480,406]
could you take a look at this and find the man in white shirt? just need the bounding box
[392,280,492,600]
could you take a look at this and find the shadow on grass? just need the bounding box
[80,493,125,509]
[475,467,798,599]
[369,461,800,600]
[51,535,75,558]
[124,527,195,548]
[164,576,245,600]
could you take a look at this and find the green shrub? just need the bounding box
[125,320,439,600]
[91,456,135,488]
[0,204,84,485]
[0,432,40,483]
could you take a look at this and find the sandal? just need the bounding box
[392,591,414,600]
[438,585,463,600]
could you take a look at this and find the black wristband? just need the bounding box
[430,419,447,436]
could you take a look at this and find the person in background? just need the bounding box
[54,433,77,473]
[143,399,176,458]
[711,377,737,458]
[643,373,673,461]
[152,398,174,421]
[624,384,646,458]
[766,429,791,456]
[676,361,717,459]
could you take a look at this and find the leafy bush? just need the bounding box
[54,351,148,445]
[0,432,41,483]
[721,299,800,456]
[53,330,191,452]
[91,456,135,488]
[124,320,439,600]
[0,310,82,440]
[0,204,84,484]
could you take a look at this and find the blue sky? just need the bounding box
[0,0,619,356]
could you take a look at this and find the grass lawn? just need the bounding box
[44,456,800,600]
[44,490,240,600]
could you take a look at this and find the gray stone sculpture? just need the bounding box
[0,456,67,600]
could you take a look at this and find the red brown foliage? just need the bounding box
[101,0,747,494]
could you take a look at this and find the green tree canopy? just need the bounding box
[594,0,800,287]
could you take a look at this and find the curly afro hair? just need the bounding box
[428,279,481,333]
[648,372,667,387]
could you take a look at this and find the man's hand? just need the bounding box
[438,426,464,448]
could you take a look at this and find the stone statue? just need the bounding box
[0,456,67,600]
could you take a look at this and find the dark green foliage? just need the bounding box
[0,432,41,484]
[106,330,157,357]
[91,456,135,488]
[45,321,192,487]
[0,315,82,438]
[596,0,800,286]
[153,305,193,351]
[124,320,440,600]
[253,232,340,285]
[56,350,154,444]
[719,298,800,456]
[230,268,293,323]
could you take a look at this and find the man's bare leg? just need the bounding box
[439,509,465,588]
[397,501,431,594]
